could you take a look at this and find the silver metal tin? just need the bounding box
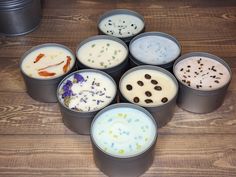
[97,9,145,43]
[57,69,117,135]
[173,52,232,113]
[20,43,76,103]
[90,103,158,177]
[129,32,181,71]
[76,35,129,83]
[119,65,178,127]
[0,0,41,36]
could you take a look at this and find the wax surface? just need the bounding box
[120,69,177,107]
[21,46,74,79]
[92,107,156,157]
[174,56,231,90]
[130,35,180,65]
[99,14,144,38]
[58,72,116,112]
[77,39,127,69]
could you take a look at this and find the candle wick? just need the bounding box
[38,61,64,71]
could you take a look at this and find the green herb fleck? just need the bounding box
[91,44,96,48]
[106,43,110,47]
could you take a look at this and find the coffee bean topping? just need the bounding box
[145,99,153,104]
[145,91,152,97]
[144,74,151,79]
[161,97,168,103]
[137,80,144,86]
[133,97,140,103]
[154,86,162,91]
[151,79,158,85]
[126,84,133,91]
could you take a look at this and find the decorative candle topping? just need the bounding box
[174,56,231,90]
[92,107,156,157]
[58,71,116,112]
[120,69,177,107]
[77,39,127,69]
[21,45,74,79]
[99,14,144,38]
[130,35,180,65]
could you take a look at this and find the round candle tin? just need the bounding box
[97,9,145,43]
[119,65,178,127]
[129,32,181,71]
[0,0,41,36]
[20,43,76,102]
[173,52,232,113]
[57,69,117,135]
[76,35,129,82]
[90,103,157,177]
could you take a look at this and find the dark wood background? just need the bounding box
[0,0,236,176]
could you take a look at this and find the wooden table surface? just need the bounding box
[0,0,236,176]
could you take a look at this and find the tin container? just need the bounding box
[20,43,76,102]
[119,65,178,127]
[173,52,232,113]
[76,35,129,83]
[97,9,145,43]
[90,103,158,177]
[129,32,181,71]
[0,0,41,36]
[57,69,117,135]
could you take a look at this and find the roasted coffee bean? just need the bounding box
[145,99,153,104]
[151,79,158,85]
[133,97,140,103]
[144,74,151,79]
[154,86,162,91]
[126,84,133,90]
[161,97,168,103]
[137,80,144,86]
[145,91,152,97]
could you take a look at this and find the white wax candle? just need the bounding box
[130,35,180,65]
[91,106,157,157]
[77,39,127,69]
[58,71,116,112]
[174,56,231,90]
[99,14,144,38]
[120,69,177,106]
[21,45,75,79]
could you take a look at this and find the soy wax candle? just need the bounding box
[76,35,129,82]
[20,43,75,102]
[98,9,145,43]
[91,103,157,177]
[173,52,232,113]
[129,32,181,70]
[119,65,178,127]
[57,69,117,134]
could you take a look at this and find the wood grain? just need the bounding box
[0,0,236,176]
[0,135,235,177]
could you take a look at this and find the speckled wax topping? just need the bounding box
[174,56,231,90]
[58,71,116,112]
[92,107,157,157]
[77,39,128,69]
[99,14,144,38]
[21,46,74,79]
[130,35,180,65]
[120,69,177,107]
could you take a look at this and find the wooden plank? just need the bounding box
[0,134,235,177]
[0,90,235,135]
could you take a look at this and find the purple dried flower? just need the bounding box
[62,90,73,98]
[74,73,84,83]
[62,80,72,92]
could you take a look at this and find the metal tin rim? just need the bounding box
[57,69,117,115]
[76,35,129,70]
[90,103,158,159]
[173,52,232,93]
[119,65,179,108]
[0,0,33,10]
[97,9,145,40]
[20,43,76,81]
[129,31,182,66]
